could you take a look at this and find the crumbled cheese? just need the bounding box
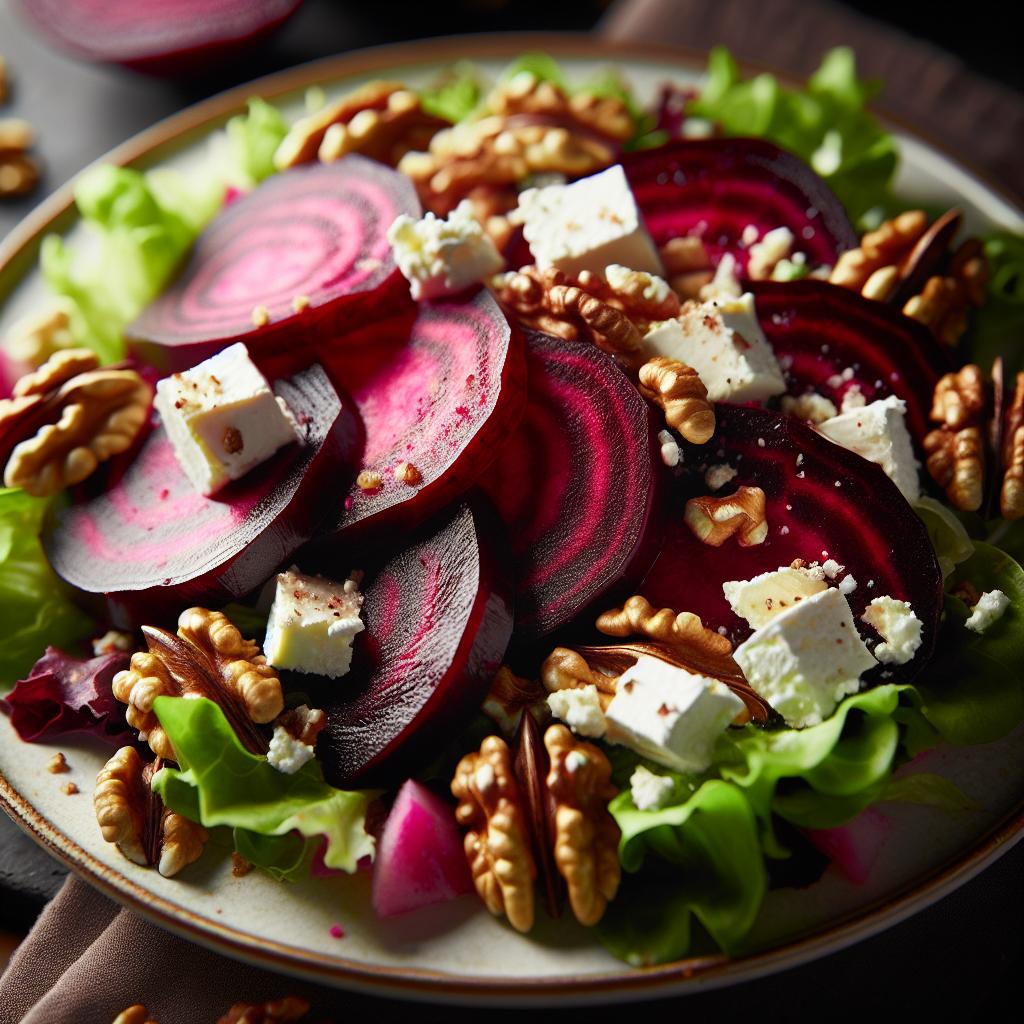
[838,575,858,596]
[747,226,795,280]
[723,566,828,629]
[700,252,742,299]
[861,596,923,665]
[263,569,364,677]
[630,766,675,811]
[153,343,299,496]
[841,385,867,411]
[964,590,1010,633]
[705,463,738,490]
[547,684,607,738]
[733,587,876,727]
[387,199,504,300]
[517,165,663,277]
[657,429,681,467]
[267,725,316,775]
[781,392,839,423]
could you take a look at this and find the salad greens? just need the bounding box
[151,696,374,877]
[0,488,92,693]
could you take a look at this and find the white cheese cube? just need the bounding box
[723,566,829,629]
[644,293,786,403]
[861,596,923,664]
[517,165,663,277]
[263,569,364,677]
[387,199,504,300]
[817,397,920,501]
[604,656,743,773]
[153,343,298,496]
[267,725,316,775]
[964,589,1010,633]
[733,587,875,727]
[629,766,675,811]
[546,684,606,738]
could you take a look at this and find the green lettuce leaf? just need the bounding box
[880,772,980,814]
[420,63,483,123]
[225,98,289,186]
[915,496,975,580]
[151,696,374,875]
[598,778,765,965]
[915,542,1024,744]
[968,232,1024,374]
[689,46,898,224]
[0,488,93,693]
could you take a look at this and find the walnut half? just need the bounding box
[684,485,768,547]
[94,746,207,878]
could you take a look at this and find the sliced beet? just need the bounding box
[640,405,942,675]
[751,280,953,443]
[45,364,360,625]
[128,158,418,371]
[478,331,662,640]
[623,138,857,275]
[319,502,513,787]
[17,0,303,75]
[317,289,526,538]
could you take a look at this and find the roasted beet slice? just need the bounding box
[319,502,513,787]
[641,405,941,675]
[128,158,418,370]
[45,365,360,624]
[752,280,953,443]
[478,331,662,640]
[317,289,526,538]
[624,138,857,274]
[17,0,303,75]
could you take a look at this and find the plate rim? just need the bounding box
[2,31,1022,1005]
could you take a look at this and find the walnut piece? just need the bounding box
[113,608,283,760]
[217,997,312,1024]
[0,114,41,199]
[903,275,970,345]
[0,347,151,497]
[482,665,549,736]
[2,305,75,368]
[638,356,715,443]
[684,485,768,547]
[94,746,208,877]
[1002,372,1024,520]
[596,594,732,658]
[540,647,618,711]
[544,724,620,927]
[831,210,929,296]
[451,735,537,933]
[923,365,987,512]
[659,235,714,299]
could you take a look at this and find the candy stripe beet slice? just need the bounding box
[478,331,661,640]
[319,502,513,787]
[17,0,302,74]
[641,406,942,676]
[45,365,360,624]
[752,280,952,443]
[319,289,526,537]
[128,158,418,370]
[624,138,857,274]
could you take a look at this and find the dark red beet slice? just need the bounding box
[623,138,857,274]
[751,280,953,444]
[319,502,513,787]
[640,405,942,676]
[44,364,360,625]
[316,289,526,538]
[17,0,303,75]
[128,158,418,371]
[478,331,662,640]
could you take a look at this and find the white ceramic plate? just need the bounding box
[1,35,1022,1006]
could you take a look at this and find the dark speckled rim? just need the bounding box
[1,33,1022,1005]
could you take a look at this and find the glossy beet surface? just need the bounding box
[45,365,360,624]
[624,138,857,273]
[319,502,513,787]
[479,331,661,640]
[17,0,303,74]
[128,158,418,370]
[752,280,952,443]
[319,290,526,538]
[641,405,942,675]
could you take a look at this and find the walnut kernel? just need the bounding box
[684,485,768,547]
[637,356,715,443]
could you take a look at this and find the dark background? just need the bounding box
[1,0,1022,1017]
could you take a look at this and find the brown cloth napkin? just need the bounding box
[2,3,1022,1021]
